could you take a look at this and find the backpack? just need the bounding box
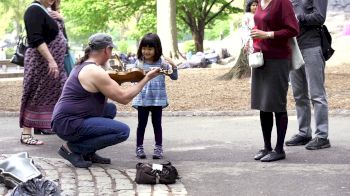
[318,25,335,61]
[135,161,179,184]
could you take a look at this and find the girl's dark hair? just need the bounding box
[245,0,258,13]
[77,46,92,65]
[137,33,163,61]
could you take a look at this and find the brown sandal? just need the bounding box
[20,133,44,145]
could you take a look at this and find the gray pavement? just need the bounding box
[0,115,350,195]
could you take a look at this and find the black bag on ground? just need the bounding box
[10,178,60,196]
[319,25,335,61]
[135,161,179,184]
[10,36,28,67]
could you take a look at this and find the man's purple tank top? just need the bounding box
[52,62,106,135]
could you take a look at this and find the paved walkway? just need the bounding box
[0,155,187,196]
[1,115,350,195]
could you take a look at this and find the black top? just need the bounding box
[24,1,59,48]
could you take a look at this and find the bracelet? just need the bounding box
[267,32,273,39]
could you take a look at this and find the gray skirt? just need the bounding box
[251,59,290,112]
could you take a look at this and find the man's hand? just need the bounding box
[145,67,161,80]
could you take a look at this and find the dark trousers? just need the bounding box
[260,111,288,152]
[136,106,163,147]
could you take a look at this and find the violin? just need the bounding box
[107,58,174,84]
[107,67,146,84]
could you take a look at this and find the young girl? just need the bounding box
[132,33,178,159]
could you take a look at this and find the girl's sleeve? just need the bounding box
[170,67,178,80]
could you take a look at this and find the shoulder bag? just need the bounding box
[10,36,27,67]
[290,37,305,70]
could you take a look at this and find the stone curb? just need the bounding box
[1,110,350,118]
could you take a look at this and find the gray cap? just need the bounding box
[88,33,116,50]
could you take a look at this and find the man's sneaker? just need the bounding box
[136,146,146,159]
[153,145,163,159]
[285,134,312,146]
[305,137,331,150]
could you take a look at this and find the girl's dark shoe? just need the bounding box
[83,153,111,164]
[34,128,55,135]
[254,149,271,160]
[136,146,146,159]
[153,145,163,159]
[260,150,286,162]
[58,146,92,168]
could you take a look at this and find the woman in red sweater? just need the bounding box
[250,0,299,162]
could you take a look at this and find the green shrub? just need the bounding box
[118,40,129,54]
[5,47,15,59]
[183,40,195,53]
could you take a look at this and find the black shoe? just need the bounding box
[34,128,55,135]
[260,150,286,162]
[254,149,271,160]
[58,146,92,168]
[305,137,331,150]
[83,153,111,164]
[285,134,312,146]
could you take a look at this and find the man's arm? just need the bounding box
[88,66,160,105]
[298,0,328,26]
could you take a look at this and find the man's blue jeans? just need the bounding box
[59,103,130,155]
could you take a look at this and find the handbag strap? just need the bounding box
[30,2,50,15]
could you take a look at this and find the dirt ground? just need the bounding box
[1,63,350,113]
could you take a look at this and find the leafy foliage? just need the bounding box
[0,0,32,37]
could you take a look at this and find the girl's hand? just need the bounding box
[250,29,273,39]
[49,11,63,20]
[163,56,177,68]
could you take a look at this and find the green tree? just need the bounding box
[61,0,241,52]
[177,0,241,51]
[0,0,31,38]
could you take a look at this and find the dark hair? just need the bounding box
[137,33,162,62]
[245,0,258,13]
[77,46,92,65]
[51,0,61,11]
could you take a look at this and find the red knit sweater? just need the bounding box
[253,0,299,59]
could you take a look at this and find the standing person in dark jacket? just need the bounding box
[250,0,299,162]
[285,0,331,150]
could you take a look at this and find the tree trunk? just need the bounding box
[192,28,204,52]
[218,48,251,80]
[156,0,179,59]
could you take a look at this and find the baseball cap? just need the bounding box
[88,33,117,50]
